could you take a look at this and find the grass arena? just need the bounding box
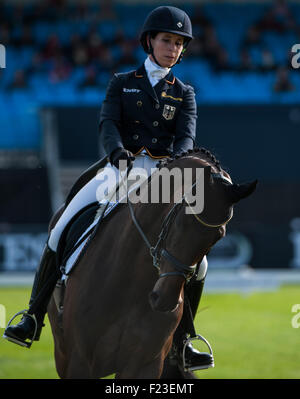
[1,278,299,379]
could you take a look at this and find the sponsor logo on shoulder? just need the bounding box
[123,88,141,93]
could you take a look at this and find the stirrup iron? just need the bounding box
[182,334,214,372]
[3,309,38,349]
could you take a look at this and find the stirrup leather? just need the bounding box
[182,334,214,372]
[3,309,38,349]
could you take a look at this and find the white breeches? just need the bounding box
[197,255,208,281]
[48,153,161,251]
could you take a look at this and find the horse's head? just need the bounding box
[148,148,257,313]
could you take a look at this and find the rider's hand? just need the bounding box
[110,148,135,170]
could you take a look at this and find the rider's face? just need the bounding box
[148,32,184,68]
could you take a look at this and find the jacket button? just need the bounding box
[137,101,142,107]
[153,121,159,127]
[155,104,160,109]
[133,134,139,140]
[152,138,158,144]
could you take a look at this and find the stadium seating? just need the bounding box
[0,2,299,149]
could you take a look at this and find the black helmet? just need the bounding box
[140,6,193,64]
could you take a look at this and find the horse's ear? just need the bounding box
[226,180,258,204]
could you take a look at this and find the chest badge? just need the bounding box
[162,104,176,120]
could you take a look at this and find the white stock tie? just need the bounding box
[150,70,168,80]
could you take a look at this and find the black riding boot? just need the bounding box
[172,271,214,371]
[3,244,58,348]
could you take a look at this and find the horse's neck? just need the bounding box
[133,156,222,242]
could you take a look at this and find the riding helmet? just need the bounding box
[140,6,193,65]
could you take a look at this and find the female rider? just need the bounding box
[4,6,213,372]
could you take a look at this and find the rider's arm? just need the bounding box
[173,85,197,156]
[99,74,124,159]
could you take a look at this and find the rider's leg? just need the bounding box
[3,175,104,347]
[3,244,58,346]
[172,256,214,371]
[48,175,103,251]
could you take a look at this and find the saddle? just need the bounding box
[56,202,100,273]
[56,156,112,277]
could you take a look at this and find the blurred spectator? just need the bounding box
[242,26,262,48]
[42,34,62,60]
[273,66,295,92]
[6,69,29,90]
[98,0,118,22]
[117,41,138,68]
[87,29,104,61]
[257,9,283,32]
[66,34,89,66]
[27,1,57,23]
[238,48,255,72]
[260,48,276,71]
[77,66,98,89]
[72,42,90,66]
[11,4,26,26]
[48,0,68,19]
[257,0,297,33]
[191,5,212,30]
[271,0,297,31]
[189,37,204,57]
[202,26,223,68]
[28,52,46,75]
[49,55,71,83]
[0,23,11,46]
[214,48,231,72]
[97,46,115,73]
[13,24,36,47]
[113,28,127,47]
[186,37,204,58]
[73,0,88,19]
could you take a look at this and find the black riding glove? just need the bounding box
[110,148,135,170]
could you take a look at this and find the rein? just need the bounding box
[128,198,195,280]
[124,168,232,281]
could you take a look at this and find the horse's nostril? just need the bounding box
[149,291,161,311]
[149,291,159,303]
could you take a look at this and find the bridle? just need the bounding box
[126,170,233,281]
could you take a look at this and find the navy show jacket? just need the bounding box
[99,64,197,159]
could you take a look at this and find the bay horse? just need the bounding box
[47,148,257,379]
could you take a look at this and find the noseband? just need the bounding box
[127,173,233,281]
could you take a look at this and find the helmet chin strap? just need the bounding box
[149,47,179,69]
[150,51,163,68]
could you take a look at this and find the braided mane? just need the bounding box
[157,147,223,172]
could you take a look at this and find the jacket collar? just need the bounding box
[134,64,176,103]
[144,56,170,83]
